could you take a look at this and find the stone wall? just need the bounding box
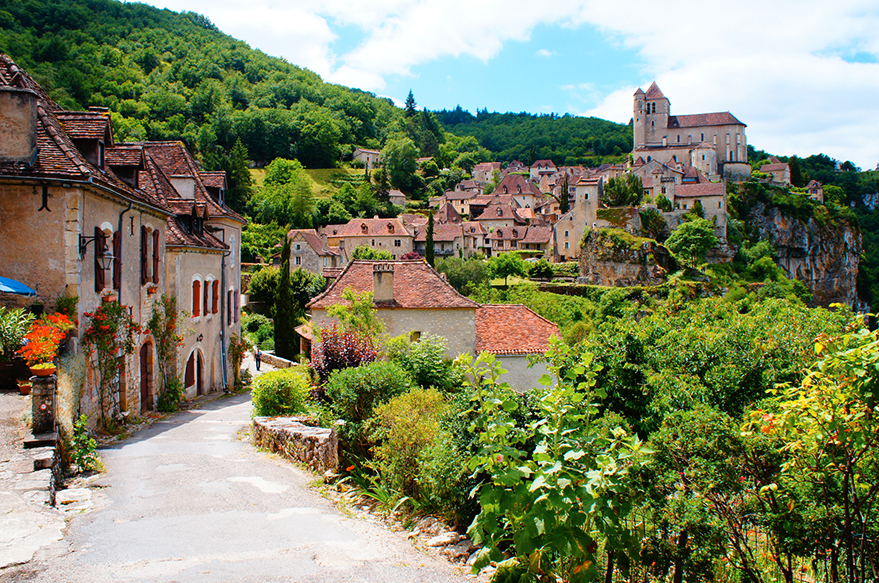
[578,229,674,287]
[252,416,338,472]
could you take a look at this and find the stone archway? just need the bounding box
[185,349,205,396]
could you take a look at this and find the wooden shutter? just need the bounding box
[140,226,148,285]
[94,227,106,293]
[152,229,160,284]
[184,353,195,387]
[234,290,240,322]
[203,280,209,316]
[212,281,219,314]
[227,289,232,324]
[192,280,201,317]
[112,230,122,290]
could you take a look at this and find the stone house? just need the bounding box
[0,56,172,416]
[473,198,528,235]
[352,147,381,170]
[472,161,502,183]
[412,223,463,257]
[454,179,484,195]
[494,174,545,209]
[488,225,551,257]
[760,157,791,184]
[552,176,601,262]
[321,216,413,259]
[806,180,824,203]
[530,160,558,180]
[0,54,244,416]
[307,260,559,390]
[462,221,489,257]
[633,82,750,181]
[388,189,406,207]
[273,228,345,277]
[135,141,246,399]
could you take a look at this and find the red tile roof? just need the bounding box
[331,217,412,238]
[476,304,559,355]
[668,112,745,128]
[414,223,463,243]
[496,174,543,197]
[530,159,557,169]
[200,171,227,189]
[288,228,326,255]
[308,260,478,310]
[106,145,145,167]
[675,181,726,198]
[644,82,665,100]
[55,111,113,143]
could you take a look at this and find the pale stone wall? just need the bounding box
[290,235,320,274]
[311,307,477,359]
[327,234,413,259]
[496,355,553,393]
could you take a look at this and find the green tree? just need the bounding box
[425,210,435,267]
[404,90,417,117]
[603,173,643,207]
[663,218,718,268]
[224,138,253,213]
[352,245,394,260]
[381,135,419,191]
[248,158,314,226]
[274,236,296,360]
[488,252,527,285]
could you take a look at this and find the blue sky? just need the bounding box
[134,0,879,169]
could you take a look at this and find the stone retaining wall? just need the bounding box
[252,416,338,472]
[259,352,295,369]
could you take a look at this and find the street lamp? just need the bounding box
[79,233,114,271]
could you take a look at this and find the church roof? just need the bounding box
[668,112,745,128]
[645,82,666,100]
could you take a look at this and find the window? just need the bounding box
[295,256,301,265]
[394,239,401,247]
[295,244,300,250]
[565,231,569,237]
[323,257,327,267]
[203,280,209,316]
[676,135,680,143]
[152,230,160,284]
[212,281,219,314]
[140,226,149,285]
[565,242,569,249]
[371,239,375,246]
[94,226,108,293]
[192,280,201,317]
[227,289,232,324]
[112,230,122,290]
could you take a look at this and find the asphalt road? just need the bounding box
[8,392,472,583]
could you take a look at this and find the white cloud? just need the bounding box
[536,49,553,58]
[134,0,879,166]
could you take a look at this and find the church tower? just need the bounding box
[633,87,646,150]
[643,82,669,146]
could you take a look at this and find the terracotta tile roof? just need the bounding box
[435,202,462,224]
[55,111,113,143]
[200,171,227,189]
[446,190,477,200]
[488,227,525,241]
[288,228,325,254]
[496,174,543,197]
[476,304,559,355]
[530,159,557,169]
[0,56,169,213]
[473,162,502,172]
[333,217,411,238]
[473,202,527,224]
[309,260,479,310]
[413,223,462,242]
[675,181,725,198]
[462,221,486,235]
[165,214,228,250]
[668,112,745,128]
[106,145,145,167]
[521,225,552,244]
[760,161,789,172]
[400,213,429,228]
[645,82,665,100]
[354,147,380,155]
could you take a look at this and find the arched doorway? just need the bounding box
[139,342,154,412]
[184,349,204,396]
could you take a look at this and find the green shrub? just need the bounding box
[70,414,99,472]
[251,367,310,417]
[391,334,464,392]
[325,360,411,455]
[368,388,446,496]
[157,376,184,412]
[528,258,554,280]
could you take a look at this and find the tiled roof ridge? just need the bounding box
[479,303,557,328]
[37,105,92,176]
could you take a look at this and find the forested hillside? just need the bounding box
[434,106,631,166]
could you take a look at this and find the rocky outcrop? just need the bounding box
[252,416,338,472]
[747,202,861,306]
[577,229,675,286]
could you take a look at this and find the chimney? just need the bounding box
[373,263,394,302]
[0,87,38,164]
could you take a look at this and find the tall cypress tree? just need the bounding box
[274,236,296,360]
[224,138,253,213]
[425,210,435,267]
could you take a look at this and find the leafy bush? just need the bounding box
[247,267,279,305]
[156,376,184,412]
[251,367,311,417]
[390,334,464,391]
[310,322,378,384]
[435,256,489,294]
[0,306,35,361]
[70,414,99,472]
[325,360,411,455]
[528,258,553,280]
[368,388,446,496]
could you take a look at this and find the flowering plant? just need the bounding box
[17,313,74,366]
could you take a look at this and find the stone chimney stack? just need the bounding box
[0,87,38,164]
[373,262,394,302]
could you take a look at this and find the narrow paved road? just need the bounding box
[10,391,473,583]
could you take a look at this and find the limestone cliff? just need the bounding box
[577,229,675,287]
[747,202,861,306]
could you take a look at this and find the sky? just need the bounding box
[134,0,879,169]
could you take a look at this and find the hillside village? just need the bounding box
[2,3,879,580]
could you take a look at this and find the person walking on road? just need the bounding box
[254,346,262,371]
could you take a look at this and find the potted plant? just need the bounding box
[17,379,32,395]
[17,313,74,377]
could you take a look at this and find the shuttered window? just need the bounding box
[152,230,160,284]
[140,226,149,285]
[227,289,232,324]
[203,280,209,316]
[112,230,122,290]
[192,280,201,317]
[95,226,106,293]
[212,281,219,314]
